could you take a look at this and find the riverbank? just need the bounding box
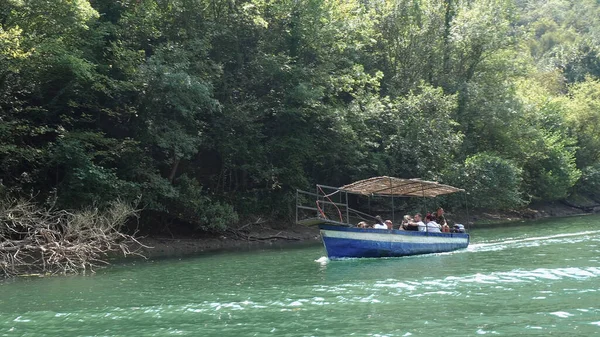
[134,223,322,258]
[132,200,598,258]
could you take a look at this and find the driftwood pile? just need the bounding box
[0,198,145,278]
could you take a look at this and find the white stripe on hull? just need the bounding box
[321,229,468,245]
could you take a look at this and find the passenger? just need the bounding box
[435,208,447,226]
[373,222,388,229]
[400,215,412,230]
[372,215,387,229]
[384,220,394,230]
[435,207,450,233]
[356,221,368,228]
[406,213,425,231]
[452,224,466,233]
[424,214,441,233]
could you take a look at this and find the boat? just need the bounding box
[296,176,470,259]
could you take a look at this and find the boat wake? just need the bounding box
[467,230,599,253]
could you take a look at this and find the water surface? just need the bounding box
[2,215,600,336]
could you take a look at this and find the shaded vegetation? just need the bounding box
[1,0,600,235]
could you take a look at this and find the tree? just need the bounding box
[360,84,462,179]
[562,78,600,168]
[455,152,525,209]
[512,77,581,200]
[137,43,219,182]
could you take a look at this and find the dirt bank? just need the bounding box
[134,223,321,258]
[130,201,598,258]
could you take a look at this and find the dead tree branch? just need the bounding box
[0,198,148,278]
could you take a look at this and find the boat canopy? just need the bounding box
[337,176,464,198]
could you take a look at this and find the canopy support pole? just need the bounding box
[345,191,349,224]
[421,183,428,232]
[464,191,470,231]
[389,177,395,224]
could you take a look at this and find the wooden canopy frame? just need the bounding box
[338,176,464,198]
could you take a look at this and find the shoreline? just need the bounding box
[133,224,322,258]
[131,201,597,258]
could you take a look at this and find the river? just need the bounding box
[1,214,600,336]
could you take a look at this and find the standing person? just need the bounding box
[434,208,447,226]
[435,207,450,232]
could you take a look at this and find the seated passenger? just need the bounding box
[424,214,441,233]
[400,215,412,230]
[384,220,394,230]
[372,215,388,229]
[452,224,466,233]
[406,213,425,231]
[356,221,368,228]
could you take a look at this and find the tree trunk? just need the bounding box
[168,156,181,183]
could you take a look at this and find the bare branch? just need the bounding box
[0,198,145,278]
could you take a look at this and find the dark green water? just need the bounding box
[2,215,600,336]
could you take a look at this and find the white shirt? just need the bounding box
[426,221,441,233]
[415,221,426,232]
[373,223,388,229]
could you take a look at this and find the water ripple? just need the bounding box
[550,311,574,318]
[362,266,600,295]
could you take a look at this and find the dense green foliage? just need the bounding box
[2,0,600,232]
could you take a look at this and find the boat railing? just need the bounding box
[345,207,377,222]
[296,188,378,226]
[296,177,470,233]
[296,188,348,225]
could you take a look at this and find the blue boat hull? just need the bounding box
[319,225,469,259]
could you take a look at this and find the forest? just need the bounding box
[2,0,600,235]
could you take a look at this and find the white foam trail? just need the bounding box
[368,266,600,292]
[493,231,597,244]
[468,230,598,252]
[460,267,600,285]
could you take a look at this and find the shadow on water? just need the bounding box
[107,238,323,266]
[468,212,596,229]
